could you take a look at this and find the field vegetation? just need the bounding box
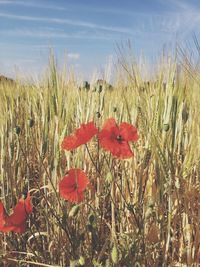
[0,46,199,266]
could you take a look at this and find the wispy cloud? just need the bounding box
[0,28,118,41]
[0,0,65,10]
[159,0,200,36]
[0,12,134,35]
[0,10,189,38]
[0,28,72,38]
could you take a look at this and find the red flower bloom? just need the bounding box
[98,118,139,159]
[59,169,89,203]
[0,193,33,233]
[61,121,98,150]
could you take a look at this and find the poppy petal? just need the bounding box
[65,191,84,203]
[6,194,32,229]
[99,138,133,159]
[59,169,89,203]
[100,118,117,132]
[119,122,139,142]
[61,135,79,150]
[0,201,7,229]
[24,193,33,214]
[99,118,138,159]
[0,195,32,233]
[0,201,15,232]
[76,170,89,192]
[61,121,98,150]
[59,175,77,195]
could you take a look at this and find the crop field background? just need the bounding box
[0,48,199,267]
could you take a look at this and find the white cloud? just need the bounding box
[67,53,80,60]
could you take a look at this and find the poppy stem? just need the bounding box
[30,131,63,210]
[85,144,100,174]
[85,141,102,211]
[111,178,116,240]
[29,131,76,257]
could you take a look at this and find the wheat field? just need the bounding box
[0,49,199,267]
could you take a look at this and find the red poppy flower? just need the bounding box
[59,169,89,203]
[98,118,139,159]
[0,193,33,233]
[61,121,98,150]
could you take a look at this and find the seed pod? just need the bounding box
[127,203,134,212]
[163,123,169,131]
[83,81,90,90]
[96,111,101,118]
[148,199,154,208]
[41,141,48,158]
[97,84,103,93]
[14,126,21,135]
[182,103,189,124]
[93,86,97,92]
[28,118,34,128]
[87,224,93,232]
[145,207,153,219]
[105,259,111,267]
[111,244,118,264]
[9,143,14,159]
[69,260,78,267]
[143,149,151,169]
[79,256,85,266]
[79,232,85,242]
[88,213,95,224]
[106,172,113,183]
[134,262,141,267]
[69,205,80,217]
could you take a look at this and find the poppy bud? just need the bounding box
[83,81,90,90]
[87,224,93,232]
[88,213,95,224]
[97,84,103,93]
[106,172,113,183]
[69,205,80,217]
[70,260,78,267]
[148,199,154,208]
[145,207,153,219]
[105,259,111,267]
[22,183,29,198]
[134,262,141,267]
[96,111,101,118]
[143,149,151,169]
[92,86,97,92]
[182,103,189,124]
[127,203,134,212]
[163,123,169,131]
[28,118,34,128]
[79,232,85,242]
[79,256,85,266]
[111,244,119,264]
[14,126,21,135]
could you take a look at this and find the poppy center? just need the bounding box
[73,183,78,190]
[116,135,123,143]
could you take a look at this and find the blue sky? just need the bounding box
[0,0,200,80]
